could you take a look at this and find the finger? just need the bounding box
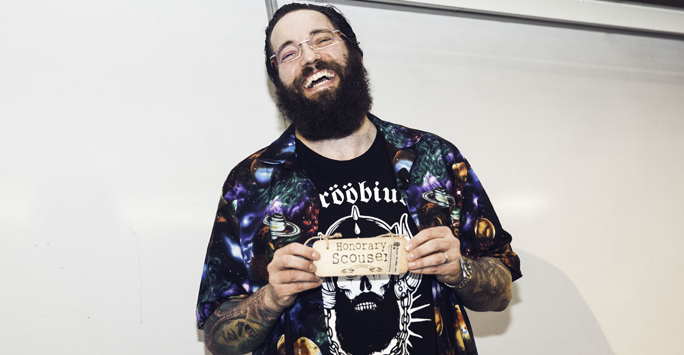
[270,268,322,284]
[410,253,462,277]
[268,278,323,308]
[408,250,451,270]
[275,243,320,260]
[407,238,445,262]
[275,279,324,296]
[410,263,456,276]
[405,226,453,252]
[404,229,436,251]
[269,253,317,273]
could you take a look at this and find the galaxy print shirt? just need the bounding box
[196,114,522,355]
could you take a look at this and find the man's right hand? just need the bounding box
[265,243,322,311]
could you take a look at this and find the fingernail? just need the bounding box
[408,262,415,268]
[407,253,414,260]
[309,264,314,271]
[312,252,318,259]
[405,243,411,251]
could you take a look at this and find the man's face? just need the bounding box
[336,274,391,303]
[269,9,372,142]
[270,10,349,99]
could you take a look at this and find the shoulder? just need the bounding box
[371,114,462,157]
[420,131,465,165]
[218,146,283,217]
[417,130,457,150]
[222,147,268,192]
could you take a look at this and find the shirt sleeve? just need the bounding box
[196,170,252,329]
[445,142,522,281]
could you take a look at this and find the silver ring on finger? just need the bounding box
[443,252,449,264]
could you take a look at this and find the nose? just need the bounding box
[360,276,372,292]
[298,43,320,66]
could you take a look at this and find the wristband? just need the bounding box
[443,256,472,289]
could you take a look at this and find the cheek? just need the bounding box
[278,68,298,87]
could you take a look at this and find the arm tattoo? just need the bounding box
[203,287,283,355]
[455,256,513,312]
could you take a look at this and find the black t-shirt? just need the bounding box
[296,133,436,355]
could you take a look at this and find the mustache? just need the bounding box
[274,51,372,142]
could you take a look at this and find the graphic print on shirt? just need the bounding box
[317,182,431,355]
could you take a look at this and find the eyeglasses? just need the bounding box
[270,30,345,68]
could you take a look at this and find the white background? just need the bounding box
[1,0,683,354]
[393,0,684,34]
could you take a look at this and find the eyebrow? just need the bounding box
[274,28,334,54]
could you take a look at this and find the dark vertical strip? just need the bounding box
[284,312,295,355]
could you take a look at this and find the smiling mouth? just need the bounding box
[354,301,378,312]
[304,70,335,89]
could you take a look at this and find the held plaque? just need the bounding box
[312,236,409,277]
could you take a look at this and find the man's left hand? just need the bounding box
[405,226,462,285]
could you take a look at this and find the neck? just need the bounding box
[295,115,376,161]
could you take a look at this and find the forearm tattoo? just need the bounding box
[203,287,283,355]
[456,256,513,312]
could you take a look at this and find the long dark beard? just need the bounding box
[334,281,399,355]
[274,53,372,141]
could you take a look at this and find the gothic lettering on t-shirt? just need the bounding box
[318,183,432,355]
[296,133,435,355]
[318,181,406,208]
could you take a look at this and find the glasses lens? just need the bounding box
[277,45,300,65]
[311,32,338,49]
[274,31,342,66]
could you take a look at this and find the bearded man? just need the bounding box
[196,3,521,355]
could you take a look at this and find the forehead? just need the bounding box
[270,10,336,50]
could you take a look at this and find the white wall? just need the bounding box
[1,0,683,354]
[1,1,280,353]
[319,1,684,353]
[390,0,684,34]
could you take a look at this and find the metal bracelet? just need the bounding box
[443,256,472,289]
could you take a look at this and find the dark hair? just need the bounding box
[264,3,363,84]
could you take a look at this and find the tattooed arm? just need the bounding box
[406,226,513,312]
[203,287,283,355]
[450,256,512,311]
[204,243,322,355]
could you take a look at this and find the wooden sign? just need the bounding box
[311,235,408,277]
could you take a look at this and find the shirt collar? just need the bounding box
[257,124,297,165]
[369,113,423,150]
[257,114,423,166]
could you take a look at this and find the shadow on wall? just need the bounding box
[468,250,615,354]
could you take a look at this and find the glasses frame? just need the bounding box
[270,30,346,69]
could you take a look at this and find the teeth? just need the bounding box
[354,302,377,312]
[305,70,334,89]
